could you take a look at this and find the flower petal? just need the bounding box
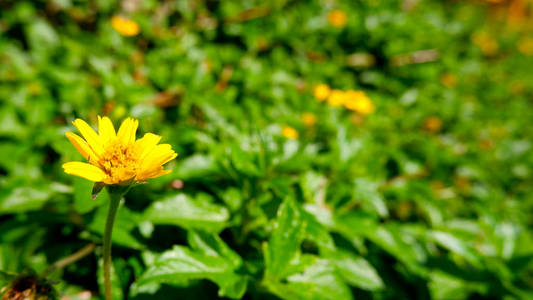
[137,168,171,181]
[62,162,107,182]
[72,119,104,155]
[65,132,99,161]
[134,133,162,160]
[141,144,176,169]
[117,118,138,144]
[98,116,116,143]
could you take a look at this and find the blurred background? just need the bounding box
[1,0,533,299]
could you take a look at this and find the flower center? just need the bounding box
[100,139,139,184]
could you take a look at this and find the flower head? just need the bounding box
[423,116,443,133]
[518,36,533,55]
[344,90,375,114]
[63,116,177,185]
[327,89,346,107]
[471,31,498,56]
[301,113,317,126]
[328,9,347,28]
[111,16,140,37]
[282,126,299,139]
[313,83,331,101]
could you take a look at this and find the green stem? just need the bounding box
[103,192,122,300]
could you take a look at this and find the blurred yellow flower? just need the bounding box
[313,83,331,101]
[471,31,498,56]
[440,73,458,88]
[518,36,533,55]
[328,9,347,28]
[111,16,140,37]
[344,90,375,114]
[301,113,317,126]
[282,126,299,139]
[423,116,443,133]
[327,89,346,107]
[63,116,177,185]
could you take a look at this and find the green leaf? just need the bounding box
[174,154,219,180]
[264,197,306,280]
[430,231,482,267]
[187,231,242,269]
[353,178,389,218]
[0,185,52,214]
[144,193,229,233]
[328,250,384,291]
[92,182,105,200]
[429,271,487,300]
[73,177,107,214]
[266,259,353,300]
[136,246,246,299]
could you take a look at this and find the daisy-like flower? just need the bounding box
[301,112,317,126]
[518,36,533,56]
[327,89,346,107]
[313,83,331,101]
[62,116,177,185]
[344,90,375,114]
[328,9,347,28]
[282,126,299,139]
[111,15,140,37]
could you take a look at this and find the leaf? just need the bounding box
[430,231,482,267]
[143,194,229,233]
[73,177,107,213]
[428,271,487,300]
[92,182,105,200]
[328,250,384,291]
[187,231,242,269]
[264,197,306,280]
[135,246,246,299]
[174,154,219,180]
[302,210,335,253]
[265,259,353,300]
[0,186,52,215]
[353,178,389,218]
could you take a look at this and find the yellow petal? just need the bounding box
[72,119,104,155]
[98,116,116,142]
[65,132,99,161]
[149,169,172,179]
[139,147,176,177]
[141,144,176,169]
[134,133,162,160]
[137,168,172,181]
[62,162,107,182]
[117,118,138,144]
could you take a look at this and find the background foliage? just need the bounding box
[1,0,533,299]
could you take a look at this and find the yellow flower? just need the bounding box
[111,16,140,37]
[471,31,498,56]
[344,90,375,114]
[328,9,347,28]
[63,116,177,185]
[313,83,331,101]
[301,113,317,126]
[282,126,299,139]
[518,36,533,55]
[440,73,458,88]
[423,116,442,133]
[327,89,346,107]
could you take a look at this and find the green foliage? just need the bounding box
[1,0,533,299]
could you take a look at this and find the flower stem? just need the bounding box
[103,192,122,300]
